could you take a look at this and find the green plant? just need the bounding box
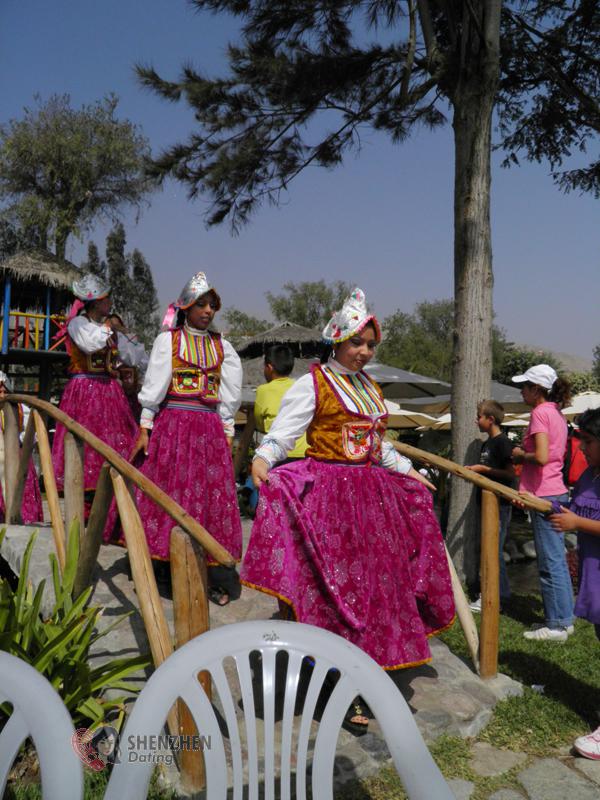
[0,524,149,729]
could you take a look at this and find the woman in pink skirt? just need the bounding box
[242,288,455,733]
[51,275,144,494]
[0,372,43,523]
[130,271,243,605]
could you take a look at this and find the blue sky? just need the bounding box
[1,0,598,359]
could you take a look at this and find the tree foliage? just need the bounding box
[136,1,600,227]
[0,94,152,258]
[87,225,160,349]
[81,241,107,281]
[266,280,353,329]
[378,298,527,384]
[223,307,271,341]
[593,344,600,382]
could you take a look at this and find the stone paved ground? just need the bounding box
[2,521,600,798]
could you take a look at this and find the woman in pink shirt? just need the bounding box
[512,364,573,642]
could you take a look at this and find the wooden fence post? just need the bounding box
[109,469,179,735]
[73,463,113,598]
[64,432,84,536]
[479,490,500,679]
[32,410,66,572]
[8,411,36,525]
[2,402,21,523]
[170,527,211,792]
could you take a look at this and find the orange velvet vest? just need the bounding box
[68,318,119,377]
[306,365,388,465]
[167,328,224,405]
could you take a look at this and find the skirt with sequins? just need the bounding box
[241,458,455,669]
[132,406,243,562]
[52,374,138,492]
[0,458,43,524]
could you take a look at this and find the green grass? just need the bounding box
[4,768,176,800]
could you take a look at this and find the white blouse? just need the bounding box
[138,325,243,436]
[255,357,412,473]
[67,316,148,370]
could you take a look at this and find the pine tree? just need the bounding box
[81,241,107,280]
[105,223,134,328]
[130,248,160,348]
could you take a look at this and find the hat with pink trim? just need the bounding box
[322,287,381,344]
[72,275,110,302]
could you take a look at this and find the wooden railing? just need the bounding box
[2,393,233,792]
[392,440,551,680]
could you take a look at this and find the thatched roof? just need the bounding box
[236,321,322,358]
[1,250,81,289]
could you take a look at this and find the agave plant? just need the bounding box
[0,523,150,729]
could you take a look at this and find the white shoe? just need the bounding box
[574,727,600,759]
[522,541,537,559]
[529,622,574,636]
[523,626,568,642]
[469,597,481,613]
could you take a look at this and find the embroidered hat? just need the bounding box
[162,271,222,328]
[322,287,381,345]
[512,364,558,390]
[72,274,110,302]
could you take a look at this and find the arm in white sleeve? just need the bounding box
[218,339,243,437]
[137,332,173,429]
[381,440,412,474]
[254,374,316,468]
[117,332,149,371]
[68,315,112,353]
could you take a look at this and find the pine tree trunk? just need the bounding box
[446,7,501,583]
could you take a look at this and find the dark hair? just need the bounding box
[548,376,572,409]
[477,399,505,425]
[265,344,294,376]
[176,308,186,327]
[90,725,120,765]
[576,408,600,441]
[320,343,333,364]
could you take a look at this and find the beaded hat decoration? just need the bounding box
[72,275,110,302]
[322,287,381,345]
[162,271,222,328]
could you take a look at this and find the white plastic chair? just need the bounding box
[0,651,84,799]
[106,620,453,800]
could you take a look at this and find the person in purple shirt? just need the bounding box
[512,364,574,642]
[548,408,600,759]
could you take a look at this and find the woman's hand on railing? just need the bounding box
[408,467,436,492]
[510,490,536,510]
[130,428,150,461]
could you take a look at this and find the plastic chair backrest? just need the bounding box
[106,620,453,800]
[0,651,83,800]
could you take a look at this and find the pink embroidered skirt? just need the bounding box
[0,460,43,524]
[241,459,455,669]
[133,405,243,562]
[52,375,138,492]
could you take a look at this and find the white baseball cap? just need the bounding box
[511,364,558,390]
